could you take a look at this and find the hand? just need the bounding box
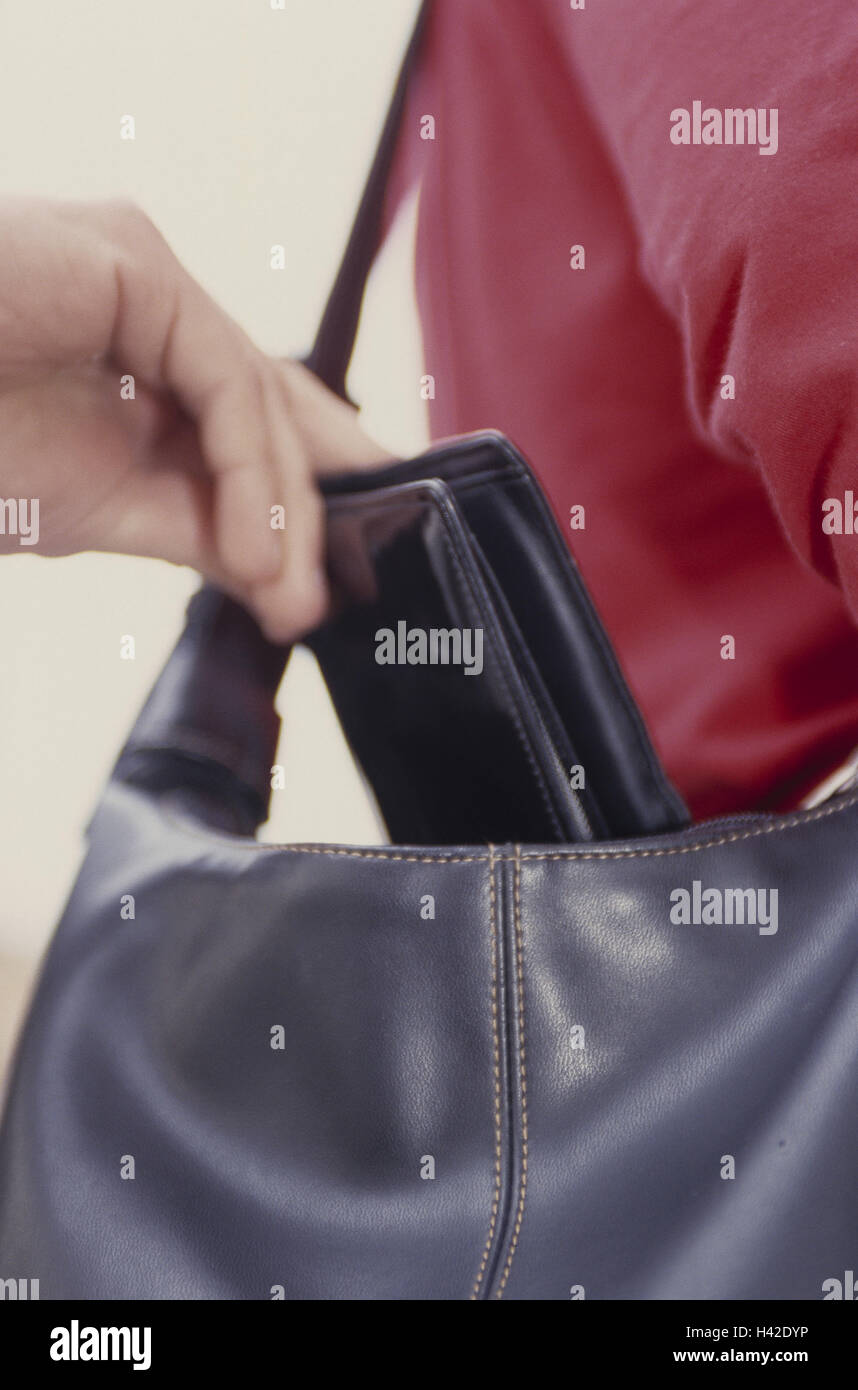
[0,196,392,641]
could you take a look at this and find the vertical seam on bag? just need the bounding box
[471,844,503,1299]
[496,844,528,1298]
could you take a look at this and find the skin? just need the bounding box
[0,196,392,641]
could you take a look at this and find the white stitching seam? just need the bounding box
[161,787,858,861]
[470,846,503,1300]
[495,845,527,1298]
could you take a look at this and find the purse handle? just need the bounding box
[302,0,430,405]
[113,0,689,843]
[113,3,434,835]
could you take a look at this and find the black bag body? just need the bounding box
[1,4,857,1300]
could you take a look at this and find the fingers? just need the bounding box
[87,366,328,643]
[0,197,392,642]
[244,370,328,641]
[276,358,396,475]
[98,201,329,639]
[193,370,283,588]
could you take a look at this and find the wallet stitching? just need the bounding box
[517,469,683,818]
[325,463,521,507]
[474,541,596,840]
[430,489,567,842]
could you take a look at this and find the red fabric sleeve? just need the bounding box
[554,0,858,619]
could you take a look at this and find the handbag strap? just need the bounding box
[302,0,431,404]
[113,1,691,843]
[113,7,433,836]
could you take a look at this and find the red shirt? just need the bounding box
[384,0,858,820]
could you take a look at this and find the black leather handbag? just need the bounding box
[1,5,857,1301]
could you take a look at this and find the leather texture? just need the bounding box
[314,433,688,842]
[0,740,857,1299]
[0,434,857,1300]
[107,435,688,847]
[1,0,855,1302]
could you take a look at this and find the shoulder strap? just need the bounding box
[302,1,430,404]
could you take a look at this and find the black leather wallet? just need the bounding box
[115,431,688,846]
[311,430,689,843]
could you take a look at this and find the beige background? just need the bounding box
[0,0,428,1079]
